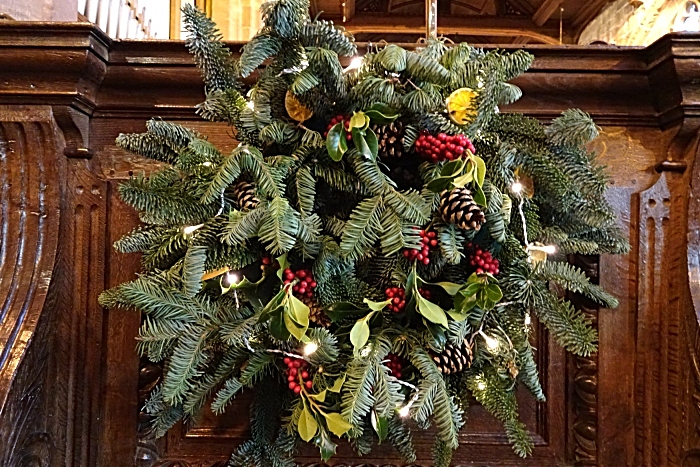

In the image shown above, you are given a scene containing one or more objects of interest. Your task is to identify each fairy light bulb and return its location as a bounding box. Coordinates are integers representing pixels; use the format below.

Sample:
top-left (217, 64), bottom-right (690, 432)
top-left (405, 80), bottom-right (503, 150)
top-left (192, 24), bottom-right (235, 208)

top-left (477, 381), bottom-right (486, 390)
top-left (511, 181), bottom-right (523, 194)
top-left (303, 342), bottom-right (318, 356)
top-left (524, 314), bottom-right (531, 326)
top-left (223, 271), bottom-right (238, 287)
top-left (246, 100), bottom-right (255, 110)
top-left (480, 331), bottom-right (499, 351)
top-left (542, 245), bottom-right (556, 254)
top-left (202, 161), bottom-right (213, 167)
top-left (398, 405), bottom-right (411, 417)
top-left (344, 56), bottom-right (363, 72)
top-left (183, 223), bottom-right (204, 235)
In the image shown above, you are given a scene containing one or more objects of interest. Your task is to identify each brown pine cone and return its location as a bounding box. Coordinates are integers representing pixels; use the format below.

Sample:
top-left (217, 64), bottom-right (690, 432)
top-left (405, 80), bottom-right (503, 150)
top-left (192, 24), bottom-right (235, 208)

top-left (233, 181), bottom-right (259, 211)
top-left (439, 187), bottom-right (485, 231)
top-left (431, 338), bottom-right (473, 375)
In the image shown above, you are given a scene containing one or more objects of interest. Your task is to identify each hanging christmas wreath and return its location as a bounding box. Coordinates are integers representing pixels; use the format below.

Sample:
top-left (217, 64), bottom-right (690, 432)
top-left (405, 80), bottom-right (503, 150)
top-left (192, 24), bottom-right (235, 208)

top-left (100, 3), bottom-right (629, 465)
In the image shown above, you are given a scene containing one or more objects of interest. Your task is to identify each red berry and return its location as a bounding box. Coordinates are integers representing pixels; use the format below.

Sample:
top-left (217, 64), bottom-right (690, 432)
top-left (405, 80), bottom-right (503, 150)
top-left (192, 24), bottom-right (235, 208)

top-left (301, 371), bottom-right (309, 379)
top-left (422, 257), bottom-right (430, 265)
top-left (305, 380), bottom-right (313, 389)
top-left (283, 357), bottom-right (291, 365)
top-left (289, 382), bottom-right (297, 389)
top-left (293, 360), bottom-right (301, 368)
top-left (289, 368), bottom-right (297, 376)
top-left (294, 386), bottom-right (302, 394)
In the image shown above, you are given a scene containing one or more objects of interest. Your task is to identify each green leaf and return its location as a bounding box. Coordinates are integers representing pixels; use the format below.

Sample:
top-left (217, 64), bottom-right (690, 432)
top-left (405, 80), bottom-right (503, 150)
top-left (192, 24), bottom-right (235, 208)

top-left (426, 176), bottom-right (456, 193)
top-left (299, 405), bottom-right (319, 442)
top-left (365, 128), bottom-right (378, 159)
top-left (473, 155), bottom-right (486, 187)
top-left (323, 412), bottom-right (354, 437)
top-left (258, 288), bottom-right (286, 323)
top-left (473, 185), bottom-right (487, 207)
top-left (328, 374), bottom-right (346, 393)
top-left (350, 316), bottom-right (372, 350)
top-left (371, 410), bottom-right (389, 442)
top-left (287, 294), bottom-right (310, 328)
top-left (284, 311), bottom-right (307, 340)
top-left (453, 171), bottom-right (474, 187)
top-left (324, 302), bottom-right (367, 322)
top-left (350, 112), bottom-right (370, 129)
top-left (441, 159), bottom-right (466, 177)
top-left (364, 298), bottom-right (392, 312)
top-left (314, 426), bottom-right (337, 461)
top-left (269, 312), bottom-right (291, 340)
top-left (352, 128), bottom-right (373, 159)
top-left (364, 109), bottom-right (399, 124)
top-left (327, 123), bottom-right (348, 162)
top-left (431, 281), bottom-right (462, 296)
top-left (311, 390), bottom-right (327, 402)
top-left (416, 294), bottom-right (448, 328)
top-left (485, 284), bottom-right (503, 302)
top-left (446, 309), bottom-right (469, 321)
top-left (276, 253), bottom-right (289, 281)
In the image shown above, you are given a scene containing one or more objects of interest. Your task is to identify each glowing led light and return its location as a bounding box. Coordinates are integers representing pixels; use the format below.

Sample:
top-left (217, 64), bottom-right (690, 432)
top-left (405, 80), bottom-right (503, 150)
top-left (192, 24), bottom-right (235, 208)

top-left (183, 223), bottom-right (204, 235)
top-left (524, 314), bottom-right (532, 326)
top-left (480, 331), bottom-right (499, 351)
top-left (511, 182), bottom-right (523, 194)
top-left (202, 161), bottom-right (213, 167)
top-left (344, 56), bottom-right (363, 72)
top-left (398, 405), bottom-right (411, 417)
top-left (223, 271), bottom-right (239, 287)
top-left (360, 344), bottom-right (373, 357)
top-left (477, 381), bottom-right (486, 390)
top-left (246, 100), bottom-right (255, 110)
top-left (542, 245), bottom-right (556, 254)
top-left (303, 342), bottom-right (318, 356)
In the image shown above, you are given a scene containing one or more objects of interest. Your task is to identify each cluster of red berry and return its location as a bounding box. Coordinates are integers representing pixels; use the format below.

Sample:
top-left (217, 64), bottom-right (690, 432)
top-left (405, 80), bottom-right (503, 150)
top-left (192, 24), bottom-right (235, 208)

top-left (283, 357), bottom-right (313, 394)
top-left (385, 286), bottom-right (432, 313)
top-left (283, 268), bottom-right (317, 299)
top-left (403, 229), bottom-right (438, 265)
top-left (466, 242), bottom-right (500, 275)
top-left (385, 353), bottom-right (407, 379)
top-left (324, 114), bottom-right (352, 140)
top-left (414, 132), bottom-right (476, 163)
top-left (260, 255), bottom-right (279, 271)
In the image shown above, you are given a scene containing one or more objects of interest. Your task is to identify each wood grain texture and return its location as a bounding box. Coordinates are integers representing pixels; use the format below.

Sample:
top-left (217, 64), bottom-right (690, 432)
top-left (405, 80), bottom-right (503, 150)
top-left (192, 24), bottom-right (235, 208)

top-left (0, 24), bottom-right (699, 467)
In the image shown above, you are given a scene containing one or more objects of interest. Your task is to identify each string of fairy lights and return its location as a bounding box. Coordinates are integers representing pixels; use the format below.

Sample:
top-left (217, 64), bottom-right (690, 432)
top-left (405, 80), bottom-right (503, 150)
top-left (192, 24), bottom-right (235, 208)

top-left (177, 119), bottom-right (557, 417)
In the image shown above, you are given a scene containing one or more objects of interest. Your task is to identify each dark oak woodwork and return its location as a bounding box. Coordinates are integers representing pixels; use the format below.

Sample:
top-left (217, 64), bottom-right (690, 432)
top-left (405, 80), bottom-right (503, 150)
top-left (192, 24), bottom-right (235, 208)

top-left (0, 22), bottom-right (699, 466)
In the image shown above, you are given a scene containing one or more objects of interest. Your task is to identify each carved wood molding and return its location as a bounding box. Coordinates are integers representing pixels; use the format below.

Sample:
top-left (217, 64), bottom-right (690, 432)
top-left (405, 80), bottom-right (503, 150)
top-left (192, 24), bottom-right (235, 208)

top-left (0, 106), bottom-right (63, 465)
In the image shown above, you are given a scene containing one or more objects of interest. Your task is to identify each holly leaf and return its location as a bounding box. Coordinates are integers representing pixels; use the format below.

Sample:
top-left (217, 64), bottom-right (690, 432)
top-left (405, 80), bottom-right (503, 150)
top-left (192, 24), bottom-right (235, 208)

top-left (473, 155), bottom-right (486, 187)
top-left (269, 312), bottom-right (291, 340)
top-left (473, 184), bottom-right (487, 207)
top-left (371, 410), bottom-right (389, 442)
top-left (310, 390), bottom-right (327, 402)
top-left (364, 103), bottom-right (399, 123)
top-left (350, 314), bottom-right (372, 350)
top-left (416, 294), bottom-right (448, 328)
top-left (322, 412), bottom-right (354, 437)
top-left (258, 288), bottom-right (286, 323)
top-left (446, 309), bottom-right (469, 321)
top-left (327, 123), bottom-right (348, 162)
top-left (352, 128), bottom-right (373, 159)
top-left (313, 426), bottom-right (337, 461)
top-left (441, 159), bottom-right (466, 177)
top-left (298, 405), bottom-right (319, 442)
top-left (276, 253), bottom-right (289, 281)
top-left (365, 127), bottom-right (378, 159)
top-left (284, 312), bottom-right (307, 340)
top-left (426, 176), bottom-right (456, 193)
top-left (453, 171), bottom-right (474, 188)
top-left (431, 281), bottom-right (463, 295)
top-left (364, 298), bottom-right (392, 312)
top-left (328, 374), bottom-right (346, 393)
top-left (324, 302), bottom-right (367, 322)
top-left (349, 112), bottom-right (370, 129)
top-left (287, 294), bottom-right (310, 328)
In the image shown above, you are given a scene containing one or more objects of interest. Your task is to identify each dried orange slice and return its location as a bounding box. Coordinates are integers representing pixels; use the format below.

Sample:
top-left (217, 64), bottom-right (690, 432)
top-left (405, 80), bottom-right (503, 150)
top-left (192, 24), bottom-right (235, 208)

top-left (285, 91), bottom-right (313, 122)
top-left (446, 88), bottom-right (478, 125)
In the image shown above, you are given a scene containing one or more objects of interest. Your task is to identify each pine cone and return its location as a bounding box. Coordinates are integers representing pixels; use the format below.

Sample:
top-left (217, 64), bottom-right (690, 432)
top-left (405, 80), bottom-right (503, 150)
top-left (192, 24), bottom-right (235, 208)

top-left (431, 338), bottom-right (473, 375)
top-left (306, 298), bottom-right (331, 328)
top-left (233, 181), bottom-right (259, 211)
top-left (439, 187), bottom-right (485, 231)
top-left (372, 121), bottom-right (405, 158)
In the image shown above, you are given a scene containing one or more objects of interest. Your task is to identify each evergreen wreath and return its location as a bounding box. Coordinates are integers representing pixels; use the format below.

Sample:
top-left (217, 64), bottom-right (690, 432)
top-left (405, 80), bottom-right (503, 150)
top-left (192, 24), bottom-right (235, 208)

top-left (100, 3), bottom-right (629, 465)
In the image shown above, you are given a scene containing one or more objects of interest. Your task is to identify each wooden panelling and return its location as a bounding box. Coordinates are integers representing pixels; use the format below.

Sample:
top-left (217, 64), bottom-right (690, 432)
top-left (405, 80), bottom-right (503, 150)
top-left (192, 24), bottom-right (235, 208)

top-left (0, 23), bottom-right (699, 467)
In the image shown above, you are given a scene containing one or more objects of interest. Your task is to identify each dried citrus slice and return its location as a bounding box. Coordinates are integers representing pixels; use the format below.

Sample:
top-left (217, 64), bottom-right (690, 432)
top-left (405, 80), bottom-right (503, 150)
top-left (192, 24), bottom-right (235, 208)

top-left (446, 88), bottom-right (478, 125)
top-left (285, 91), bottom-right (313, 122)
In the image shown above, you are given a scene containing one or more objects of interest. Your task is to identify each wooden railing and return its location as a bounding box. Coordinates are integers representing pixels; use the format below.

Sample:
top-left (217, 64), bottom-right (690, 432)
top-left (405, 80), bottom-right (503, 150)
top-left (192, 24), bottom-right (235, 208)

top-left (0, 23), bottom-right (699, 466)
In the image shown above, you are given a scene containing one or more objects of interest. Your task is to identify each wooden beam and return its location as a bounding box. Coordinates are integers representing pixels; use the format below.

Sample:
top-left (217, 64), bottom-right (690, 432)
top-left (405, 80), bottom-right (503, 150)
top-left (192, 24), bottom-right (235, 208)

top-left (532, 0), bottom-right (562, 27)
top-left (343, 13), bottom-right (562, 44)
top-left (505, 0), bottom-right (535, 15)
top-left (571, 0), bottom-right (609, 30)
top-left (342, 0), bottom-right (356, 22)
